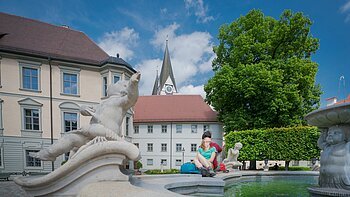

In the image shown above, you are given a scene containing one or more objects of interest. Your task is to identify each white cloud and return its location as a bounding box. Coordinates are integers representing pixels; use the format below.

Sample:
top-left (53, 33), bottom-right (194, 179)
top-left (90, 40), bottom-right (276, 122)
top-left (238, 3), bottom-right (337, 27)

top-left (184, 0), bottom-right (214, 23)
top-left (341, 1), bottom-right (350, 13)
top-left (340, 0), bottom-right (350, 23)
top-left (98, 27), bottom-right (139, 60)
top-left (179, 84), bottom-right (206, 98)
top-left (135, 59), bottom-right (163, 95)
top-left (137, 23), bottom-right (215, 96)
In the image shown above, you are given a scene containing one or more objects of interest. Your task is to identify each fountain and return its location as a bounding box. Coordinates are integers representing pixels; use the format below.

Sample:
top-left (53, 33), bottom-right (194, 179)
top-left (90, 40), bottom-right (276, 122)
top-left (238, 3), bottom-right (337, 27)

top-left (305, 102), bottom-right (350, 196)
top-left (13, 72), bottom-right (177, 196)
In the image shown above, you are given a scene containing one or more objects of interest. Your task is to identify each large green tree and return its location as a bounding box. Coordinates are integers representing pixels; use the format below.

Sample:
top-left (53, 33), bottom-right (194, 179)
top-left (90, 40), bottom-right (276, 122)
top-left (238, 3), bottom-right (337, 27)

top-left (205, 10), bottom-right (321, 131)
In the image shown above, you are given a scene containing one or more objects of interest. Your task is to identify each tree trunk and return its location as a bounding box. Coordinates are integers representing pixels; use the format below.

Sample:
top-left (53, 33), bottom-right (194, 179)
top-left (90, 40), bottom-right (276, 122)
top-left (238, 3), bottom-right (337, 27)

top-left (285, 160), bottom-right (290, 171)
top-left (249, 160), bottom-right (256, 170)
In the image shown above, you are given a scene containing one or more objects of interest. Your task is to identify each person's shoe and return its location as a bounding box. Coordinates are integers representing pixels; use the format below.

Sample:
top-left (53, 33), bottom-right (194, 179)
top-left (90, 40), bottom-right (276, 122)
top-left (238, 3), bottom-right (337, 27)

top-left (208, 169), bottom-right (216, 177)
top-left (199, 167), bottom-right (210, 177)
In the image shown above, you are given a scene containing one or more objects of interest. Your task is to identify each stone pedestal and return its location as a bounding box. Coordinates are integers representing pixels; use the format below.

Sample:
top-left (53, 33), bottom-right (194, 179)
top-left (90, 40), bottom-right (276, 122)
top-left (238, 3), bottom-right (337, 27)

top-left (14, 140), bottom-right (140, 197)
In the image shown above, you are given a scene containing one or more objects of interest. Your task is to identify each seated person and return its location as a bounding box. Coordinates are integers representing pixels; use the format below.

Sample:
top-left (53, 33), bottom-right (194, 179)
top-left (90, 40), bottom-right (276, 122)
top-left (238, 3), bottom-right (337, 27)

top-left (193, 135), bottom-right (216, 177)
top-left (202, 131), bottom-right (222, 170)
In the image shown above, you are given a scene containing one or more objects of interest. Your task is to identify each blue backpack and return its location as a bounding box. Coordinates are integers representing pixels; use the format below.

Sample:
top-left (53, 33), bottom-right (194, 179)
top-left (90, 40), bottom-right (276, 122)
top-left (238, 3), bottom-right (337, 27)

top-left (180, 162), bottom-right (200, 174)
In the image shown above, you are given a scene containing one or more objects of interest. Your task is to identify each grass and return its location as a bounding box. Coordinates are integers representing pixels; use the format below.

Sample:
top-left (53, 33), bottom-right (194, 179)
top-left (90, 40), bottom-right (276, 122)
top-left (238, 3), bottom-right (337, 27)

top-left (144, 169), bottom-right (180, 175)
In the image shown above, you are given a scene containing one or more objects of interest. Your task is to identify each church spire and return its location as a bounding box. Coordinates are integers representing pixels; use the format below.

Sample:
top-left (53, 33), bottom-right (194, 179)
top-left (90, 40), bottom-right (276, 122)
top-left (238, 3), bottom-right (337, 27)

top-left (152, 69), bottom-right (159, 95)
top-left (157, 39), bottom-right (177, 95)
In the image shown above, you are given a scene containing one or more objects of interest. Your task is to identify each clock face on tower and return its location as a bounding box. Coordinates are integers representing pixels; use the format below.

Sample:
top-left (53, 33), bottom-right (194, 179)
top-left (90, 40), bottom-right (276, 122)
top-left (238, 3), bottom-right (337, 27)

top-left (165, 85), bottom-right (174, 94)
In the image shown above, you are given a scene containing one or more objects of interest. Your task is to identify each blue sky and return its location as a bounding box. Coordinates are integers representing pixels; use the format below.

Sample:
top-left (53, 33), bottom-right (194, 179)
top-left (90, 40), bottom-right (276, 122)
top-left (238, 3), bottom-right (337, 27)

top-left (1, 0), bottom-right (350, 107)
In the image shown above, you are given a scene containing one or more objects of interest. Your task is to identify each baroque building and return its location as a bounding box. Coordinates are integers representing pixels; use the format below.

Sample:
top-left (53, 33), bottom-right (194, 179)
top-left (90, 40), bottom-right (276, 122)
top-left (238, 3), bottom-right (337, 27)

top-left (0, 12), bottom-right (136, 173)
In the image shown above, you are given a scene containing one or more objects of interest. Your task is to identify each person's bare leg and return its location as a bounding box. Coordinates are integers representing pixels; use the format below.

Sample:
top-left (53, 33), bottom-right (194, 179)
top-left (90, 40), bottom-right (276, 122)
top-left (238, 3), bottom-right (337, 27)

top-left (194, 156), bottom-right (203, 168)
top-left (197, 153), bottom-right (211, 168)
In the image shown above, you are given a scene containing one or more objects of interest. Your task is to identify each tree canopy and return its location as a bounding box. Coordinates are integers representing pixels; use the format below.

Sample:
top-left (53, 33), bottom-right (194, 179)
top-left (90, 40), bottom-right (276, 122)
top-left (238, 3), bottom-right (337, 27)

top-left (205, 10), bottom-right (322, 131)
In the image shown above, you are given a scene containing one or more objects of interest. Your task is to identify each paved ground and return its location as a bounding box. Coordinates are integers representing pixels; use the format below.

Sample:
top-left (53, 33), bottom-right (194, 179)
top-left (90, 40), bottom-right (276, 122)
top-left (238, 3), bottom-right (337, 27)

top-left (0, 180), bottom-right (29, 197)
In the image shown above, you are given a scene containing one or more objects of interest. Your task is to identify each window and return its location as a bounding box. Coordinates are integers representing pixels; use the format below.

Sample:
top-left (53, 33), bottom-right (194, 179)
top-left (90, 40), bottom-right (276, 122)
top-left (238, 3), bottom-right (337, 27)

top-left (147, 125), bottom-right (153, 133)
top-left (176, 143), bottom-right (182, 152)
top-left (175, 159), bottom-right (182, 166)
top-left (176, 125), bottom-right (182, 133)
top-left (0, 99), bottom-right (3, 134)
top-left (25, 150), bottom-right (41, 167)
top-left (64, 152), bottom-right (70, 161)
top-left (191, 125), bottom-right (197, 133)
top-left (134, 143), bottom-right (139, 148)
top-left (147, 143), bottom-right (153, 152)
top-left (0, 148), bottom-right (3, 168)
top-left (24, 109), bottom-right (40, 130)
top-left (147, 159), bottom-right (153, 166)
top-left (63, 73), bottom-right (78, 95)
top-left (191, 144), bottom-right (197, 152)
top-left (203, 124), bottom-right (209, 132)
top-left (113, 75), bottom-right (120, 83)
top-left (22, 67), bottom-right (39, 90)
top-left (102, 76), bottom-right (108, 97)
top-left (19, 98), bottom-right (43, 137)
top-left (19, 62), bottom-right (41, 92)
top-left (161, 159), bottom-right (167, 166)
top-left (126, 117), bottom-right (130, 136)
top-left (64, 112), bottom-right (78, 132)
top-left (161, 143), bottom-right (167, 152)
top-left (161, 125), bottom-right (167, 133)
top-left (134, 125), bottom-right (139, 134)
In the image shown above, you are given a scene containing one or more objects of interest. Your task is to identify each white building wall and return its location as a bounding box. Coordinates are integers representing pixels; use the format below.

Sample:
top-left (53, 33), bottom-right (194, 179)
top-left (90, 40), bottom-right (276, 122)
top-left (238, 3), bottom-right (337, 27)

top-left (131, 122), bottom-right (223, 170)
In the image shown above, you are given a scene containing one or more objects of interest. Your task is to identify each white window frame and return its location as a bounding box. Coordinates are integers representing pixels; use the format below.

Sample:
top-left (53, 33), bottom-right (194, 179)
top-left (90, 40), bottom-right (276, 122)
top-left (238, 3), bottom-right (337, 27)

top-left (126, 116), bottom-right (130, 136)
top-left (134, 125), bottom-right (139, 134)
top-left (112, 72), bottom-right (122, 84)
top-left (147, 125), bottom-right (153, 133)
top-left (203, 124), bottom-right (210, 132)
top-left (18, 98), bottom-right (43, 136)
top-left (191, 125), bottom-right (198, 133)
top-left (147, 143), bottom-right (153, 152)
top-left (59, 102), bottom-right (80, 134)
top-left (60, 66), bottom-right (80, 96)
top-left (19, 61), bottom-right (41, 92)
top-left (175, 159), bottom-right (182, 166)
top-left (161, 125), bottom-right (167, 133)
top-left (161, 143), bottom-right (167, 152)
top-left (191, 144), bottom-right (197, 152)
top-left (176, 143), bottom-right (182, 152)
top-left (0, 98), bottom-right (3, 135)
top-left (102, 74), bottom-right (108, 97)
top-left (161, 159), bottom-right (167, 166)
top-left (176, 125), bottom-right (182, 133)
top-left (24, 149), bottom-right (43, 170)
top-left (0, 146), bottom-right (4, 168)
top-left (147, 159), bottom-right (153, 166)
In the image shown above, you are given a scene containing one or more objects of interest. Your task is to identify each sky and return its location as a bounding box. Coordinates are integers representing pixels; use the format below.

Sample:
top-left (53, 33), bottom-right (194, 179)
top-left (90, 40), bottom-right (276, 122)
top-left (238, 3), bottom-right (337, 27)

top-left (1, 0), bottom-right (350, 107)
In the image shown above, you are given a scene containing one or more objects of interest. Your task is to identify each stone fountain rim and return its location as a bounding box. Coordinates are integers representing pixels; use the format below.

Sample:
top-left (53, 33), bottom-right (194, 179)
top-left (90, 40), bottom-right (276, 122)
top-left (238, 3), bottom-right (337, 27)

top-left (304, 102), bottom-right (350, 127)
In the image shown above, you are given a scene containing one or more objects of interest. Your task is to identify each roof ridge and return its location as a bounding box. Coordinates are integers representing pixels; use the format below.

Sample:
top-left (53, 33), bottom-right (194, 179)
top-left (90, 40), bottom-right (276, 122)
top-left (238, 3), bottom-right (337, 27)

top-left (0, 12), bottom-right (83, 33)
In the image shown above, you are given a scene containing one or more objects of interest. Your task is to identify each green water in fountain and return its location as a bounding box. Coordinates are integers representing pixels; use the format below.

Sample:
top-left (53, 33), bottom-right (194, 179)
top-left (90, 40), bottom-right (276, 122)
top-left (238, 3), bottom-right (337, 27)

top-left (224, 175), bottom-right (318, 197)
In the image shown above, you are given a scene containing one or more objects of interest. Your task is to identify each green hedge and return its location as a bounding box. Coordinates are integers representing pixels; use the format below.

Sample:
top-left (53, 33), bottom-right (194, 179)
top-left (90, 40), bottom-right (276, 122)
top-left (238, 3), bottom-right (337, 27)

top-left (225, 126), bottom-right (320, 161)
top-left (144, 169), bottom-right (180, 175)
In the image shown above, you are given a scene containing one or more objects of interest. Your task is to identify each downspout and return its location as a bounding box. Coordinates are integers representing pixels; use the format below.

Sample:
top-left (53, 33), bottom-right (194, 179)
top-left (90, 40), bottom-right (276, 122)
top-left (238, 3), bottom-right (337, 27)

top-left (48, 57), bottom-right (54, 171)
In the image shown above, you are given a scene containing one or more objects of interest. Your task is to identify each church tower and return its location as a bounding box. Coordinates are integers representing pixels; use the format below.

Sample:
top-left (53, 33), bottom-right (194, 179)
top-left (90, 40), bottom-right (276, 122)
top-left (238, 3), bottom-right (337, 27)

top-left (152, 40), bottom-right (177, 95)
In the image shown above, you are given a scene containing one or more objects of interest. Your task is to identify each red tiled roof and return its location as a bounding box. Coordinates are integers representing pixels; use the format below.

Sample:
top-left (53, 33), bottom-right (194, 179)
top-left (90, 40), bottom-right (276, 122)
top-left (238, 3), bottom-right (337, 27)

top-left (134, 95), bottom-right (218, 123)
top-left (0, 12), bottom-right (109, 65)
top-left (335, 95), bottom-right (350, 105)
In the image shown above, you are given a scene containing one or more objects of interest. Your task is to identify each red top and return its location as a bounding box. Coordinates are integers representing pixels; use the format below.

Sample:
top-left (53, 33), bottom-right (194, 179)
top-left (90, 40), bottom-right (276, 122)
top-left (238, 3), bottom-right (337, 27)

top-left (210, 142), bottom-right (222, 169)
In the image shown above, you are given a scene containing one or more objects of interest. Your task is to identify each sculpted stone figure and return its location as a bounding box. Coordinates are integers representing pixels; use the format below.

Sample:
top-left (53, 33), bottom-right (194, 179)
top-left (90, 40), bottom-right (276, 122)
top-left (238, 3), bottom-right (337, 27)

top-left (32, 72), bottom-right (141, 161)
top-left (318, 125), bottom-right (350, 189)
top-left (223, 142), bottom-right (243, 169)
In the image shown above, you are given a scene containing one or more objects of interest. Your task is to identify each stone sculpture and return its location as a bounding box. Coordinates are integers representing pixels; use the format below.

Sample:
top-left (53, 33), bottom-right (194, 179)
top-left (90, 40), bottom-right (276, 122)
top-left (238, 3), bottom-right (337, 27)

top-left (317, 125), bottom-right (350, 189)
top-left (305, 103), bottom-right (350, 196)
top-left (223, 142), bottom-right (243, 170)
top-left (31, 72), bottom-right (141, 161)
top-left (14, 72), bottom-right (143, 196)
